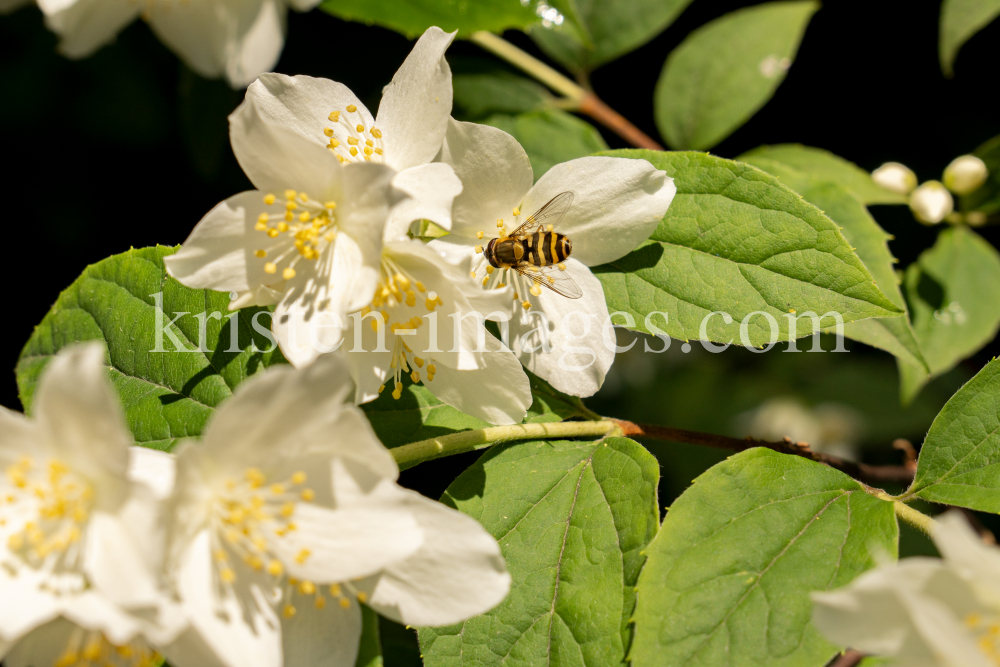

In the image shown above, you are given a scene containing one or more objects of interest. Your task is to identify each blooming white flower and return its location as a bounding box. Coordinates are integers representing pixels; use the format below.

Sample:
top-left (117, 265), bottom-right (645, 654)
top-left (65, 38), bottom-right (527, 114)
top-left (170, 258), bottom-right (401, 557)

top-left (160, 354), bottom-right (510, 667)
top-left (0, 344), bottom-right (183, 667)
top-left (944, 155), bottom-right (989, 195)
top-left (872, 161), bottom-right (918, 195)
top-left (431, 119), bottom-right (676, 397)
top-left (165, 27), bottom-right (464, 368)
top-left (812, 511), bottom-right (1000, 667)
top-left (37, 0), bottom-right (317, 87)
top-left (910, 180), bottom-right (955, 225)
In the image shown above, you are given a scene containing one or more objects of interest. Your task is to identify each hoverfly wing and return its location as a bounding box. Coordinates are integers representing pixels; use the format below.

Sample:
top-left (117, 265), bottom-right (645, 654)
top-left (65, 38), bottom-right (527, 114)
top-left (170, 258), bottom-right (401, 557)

top-left (515, 263), bottom-right (583, 299)
top-left (510, 191), bottom-right (575, 237)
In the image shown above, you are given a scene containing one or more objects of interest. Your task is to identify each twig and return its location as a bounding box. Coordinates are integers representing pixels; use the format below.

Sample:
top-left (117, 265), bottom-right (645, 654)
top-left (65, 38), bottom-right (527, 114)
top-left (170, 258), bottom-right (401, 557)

top-left (469, 31), bottom-right (664, 150)
top-left (827, 649), bottom-right (864, 667)
top-left (611, 419), bottom-right (914, 486)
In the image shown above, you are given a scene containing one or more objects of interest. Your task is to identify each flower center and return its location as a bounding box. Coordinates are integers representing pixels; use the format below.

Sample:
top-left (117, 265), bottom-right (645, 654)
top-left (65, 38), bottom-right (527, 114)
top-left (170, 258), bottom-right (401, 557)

top-left (2, 456), bottom-right (92, 571)
top-left (54, 628), bottom-right (159, 667)
top-left (323, 106), bottom-right (385, 164)
top-left (362, 256), bottom-right (443, 399)
top-left (966, 613), bottom-right (1000, 665)
top-left (253, 190), bottom-right (338, 281)
top-left (210, 468), bottom-right (314, 586)
top-left (470, 208), bottom-right (566, 312)
top-left (279, 578), bottom-right (368, 618)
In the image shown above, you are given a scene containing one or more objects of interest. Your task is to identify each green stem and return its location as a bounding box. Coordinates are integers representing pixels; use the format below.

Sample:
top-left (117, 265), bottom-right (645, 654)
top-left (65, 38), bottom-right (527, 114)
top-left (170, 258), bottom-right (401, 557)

top-left (390, 420), bottom-right (621, 469)
top-left (469, 31), bottom-right (586, 103)
top-left (872, 490), bottom-right (936, 537)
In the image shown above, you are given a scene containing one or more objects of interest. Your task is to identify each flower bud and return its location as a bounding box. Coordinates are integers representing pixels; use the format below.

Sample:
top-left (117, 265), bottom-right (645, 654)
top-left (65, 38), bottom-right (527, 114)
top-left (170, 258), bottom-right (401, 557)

top-left (871, 162), bottom-right (917, 195)
top-left (909, 181), bottom-right (954, 225)
top-left (943, 155), bottom-right (988, 195)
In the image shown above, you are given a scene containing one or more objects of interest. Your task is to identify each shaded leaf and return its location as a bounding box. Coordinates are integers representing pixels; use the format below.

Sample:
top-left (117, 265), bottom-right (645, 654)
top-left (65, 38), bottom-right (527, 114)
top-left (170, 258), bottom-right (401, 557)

top-left (961, 132), bottom-right (1000, 215)
top-left (630, 448), bottom-right (898, 667)
top-left (655, 1), bottom-right (818, 150)
top-left (483, 109), bottom-right (607, 179)
top-left (452, 71), bottom-right (549, 120)
top-left (939, 0), bottom-right (1000, 77)
top-left (319, 0), bottom-right (540, 38)
top-left (419, 437), bottom-right (659, 667)
top-left (593, 150), bottom-right (902, 348)
top-left (898, 227), bottom-right (1000, 403)
top-left (356, 605), bottom-right (383, 667)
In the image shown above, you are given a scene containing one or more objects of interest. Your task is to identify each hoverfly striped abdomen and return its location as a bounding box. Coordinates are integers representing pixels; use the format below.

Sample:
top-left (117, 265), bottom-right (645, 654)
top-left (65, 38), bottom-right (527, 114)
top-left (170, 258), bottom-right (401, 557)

top-left (520, 231), bottom-right (573, 267)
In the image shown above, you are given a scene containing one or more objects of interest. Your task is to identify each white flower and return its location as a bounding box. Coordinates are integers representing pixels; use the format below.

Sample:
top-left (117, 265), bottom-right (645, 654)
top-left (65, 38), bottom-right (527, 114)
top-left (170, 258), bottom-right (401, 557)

top-left (910, 180), bottom-right (955, 225)
top-left (0, 344), bottom-right (183, 667)
top-left (944, 155), bottom-right (989, 195)
top-left (341, 235), bottom-right (533, 425)
top-left (165, 27), bottom-right (464, 368)
top-left (431, 119), bottom-right (676, 397)
top-left (872, 162), bottom-right (918, 195)
top-left (160, 354), bottom-right (510, 667)
top-left (37, 0), bottom-right (316, 87)
top-left (812, 511), bottom-right (1000, 667)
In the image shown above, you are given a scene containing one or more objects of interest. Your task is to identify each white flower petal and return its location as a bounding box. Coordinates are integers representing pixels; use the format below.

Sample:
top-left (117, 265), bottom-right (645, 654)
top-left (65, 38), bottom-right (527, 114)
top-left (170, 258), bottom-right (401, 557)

top-left (384, 163), bottom-right (462, 240)
top-left (424, 332), bottom-right (530, 425)
top-left (38, 0), bottom-right (139, 59)
top-left (270, 499), bottom-right (422, 583)
top-left (199, 354), bottom-right (398, 481)
top-left (230, 95), bottom-right (345, 197)
top-left (520, 156), bottom-right (674, 267)
top-left (376, 27), bottom-right (456, 172)
top-left (0, 406), bottom-right (39, 467)
top-left (932, 511), bottom-right (1000, 609)
top-left (83, 510), bottom-right (162, 609)
top-left (127, 446), bottom-right (176, 500)
top-left (281, 592), bottom-right (362, 667)
top-left (360, 490), bottom-right (509, 627)
top-left (243, 73), bottom-right (374, 151)
top-left (439, 118), bottom-right (533, 239)
top-left (165, 190), bottom-right (279, 293)
top-left (32, 343), bottom-right (131, 498)
top-left (0, 567), bottom-right (60, 646)
top-left (510, 259), bottom-right (614, 397)
top-left (229, 283), bottom-right (285, 310)
top-left (167, 530), bottom-right (282, 667)
top-left (3, 618), bottom-right (78, 667)
top-left (147, 0), bottom-right (285, 88)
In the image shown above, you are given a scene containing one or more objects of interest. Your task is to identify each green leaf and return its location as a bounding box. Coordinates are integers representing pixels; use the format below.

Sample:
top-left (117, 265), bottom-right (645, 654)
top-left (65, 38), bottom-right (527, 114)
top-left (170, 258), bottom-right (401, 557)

top-left (452, 71), bottom-right (550, 120)
top-left (361, 370), bottom-right (585, 451)
top-left (593, 150), bottom-right (902, 347)
top-left (419, 437), bottom-right (660, 667)
top-left (630, 448), bottom-right (898, 667)
top-left (655, 1), bottom-right (819, 150)
top-left (898, 226), bottom-right (1000, 403)
top-left (16, 246), bottom-right (285, 451)
top-left (482, 109), bottom-right (607, 180)
top-left (318, 0), bottom-right (539, 38)
top-left (356, 605), bottom-right (383, 667)
top-left (939, 0), bottom-right (1000, 77)
top-left (740, 154), bottom-right (927, 370)
top-left (910, 358), bottom-right (1000, 512)
top-left (529, 0), bottom-right (693, 73)
top-left (739, 144), bottom-right (907, 205)
top-left (961, 132), bottom-right (1000, 215)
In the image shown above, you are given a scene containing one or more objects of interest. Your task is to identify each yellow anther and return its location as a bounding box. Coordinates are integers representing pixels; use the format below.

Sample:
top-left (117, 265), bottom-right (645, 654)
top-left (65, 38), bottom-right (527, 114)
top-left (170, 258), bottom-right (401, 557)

top-left (315, 596), bottom-right (327, 609)
top-left (280, 502), bottom-right (295, 518)
top-left (497, 220), bottom-right (504, 228)
top-left (258, 212), bottom-right (270, 223)
top-left (267, 560), bottom-right (283, 576)
top-left (427, 363), bottom-right (436, 374)
top-left (475, 245), bottom-right (483, 254)
top-left (392, 382), bottom-right (403, 400)
top-left (371, 128), bottom-right (382, 138)
top-left (375, 148), bottom-right (384, 155)
top-left (283, 211), bottom-right (293, 222)
top-left (350, 147), bottom-right (358, 156)
top-left (530, 284), bottom-right (542, 297)
top-left (299, 212), bottom-right (311, 222)
top-left (415, 281), bottom-right (426, 292)
top-left (301, 488), bottom-right (315, 501)
top-left (277, 221), bottom-right (289, 232)
top-left (513, 207), bottom-right (521, 216)
top-left (267, 228), bottom-right (280, 238)
top-left (406, 290), bottom-right (416, 307)
top-left (283, 267), bottom-right (296, 280)
top-left (366, 139), bottom-right (373, 147)
top-left (329, 584), bottom-right (342, 596)
top-left (255, 221), bottom-right (267, 231)
top-left (482, 277), bottom-right (489, 286)
top-left (214, 549), bottom-right (229, 561)
top-left (337, 154), bottom-right (346, 163)
top-left (299, 580), bottom-right (316, 595)
top-left (291, 472), bottom-right (306, 485)
top-left (254, 249), bottom-right (266, 258)
top-left (283, 604), bottom-right (297, 618)
top-left (410, 371), bottom-right (420, 383)
top-left (248, 556), bottom-right (263, 570)
top-left (356, 591), bottom-right (368, 603)
top-left (264, 193), bottom-right (276, 205)
top-left (347, 136), bottom-right (359, 145)
top-left (245, 468), bottom-right (266, 488)
top-left (476, 231), bottom-right (484, 239)
top-left (340, 597), bottom-right (351, 609)
top-left (220, 568), bottom-right (236, 583)
top-left (522, 301), bottom-right (531, 310)
top-left (295, 548), bottom-right (311, 564)
top-left (363, 146), bottom-right (373, 156)
top-left (285, 200), bottom-right (297, 211)
top-left (414, 357), bottom-right (424, 367)
top-left (557, 263), bottom-right (566, 270)
top-left (325, 201), bottom-right (337, 209)
top-left (378, 384), bottom-right (386, 394)
top-left (329, 111), bottom-right (340, 121)
top-left (346, 104), bottom-right (357, 112)
top-left (324, 127), bottom-right (334, 137)
top-left (356, 124), bottom-right (364, 132)
top-left (470, 271), bottom-right (476, 279)
top-left (486, 266), bottom-right (494, 274)
top-left (264, 262), bottom-right (277, 274)
top-left (83, 637), bottom-right (102, 661)
top-left (284, 189), bottom-right (296, 200)
top-left (329, 138), bottom-right (340, 148)
top-left (271, 483), bottom-right (286, 497)
top-left (546, 224), bottom-right (554, 231)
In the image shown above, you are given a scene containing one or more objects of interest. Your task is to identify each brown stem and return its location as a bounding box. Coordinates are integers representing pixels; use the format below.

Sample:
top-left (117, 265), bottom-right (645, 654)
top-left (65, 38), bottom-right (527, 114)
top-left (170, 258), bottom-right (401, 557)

top-left (611, 419), bottom-right (914, 486)
top-left (578, 93), bottom-right (664, 150)
top-left (827, 650), bottom-right (864, 667)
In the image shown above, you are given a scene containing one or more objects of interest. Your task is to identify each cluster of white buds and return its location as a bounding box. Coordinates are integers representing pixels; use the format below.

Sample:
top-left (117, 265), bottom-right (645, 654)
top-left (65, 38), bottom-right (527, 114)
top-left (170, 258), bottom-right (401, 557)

top-left (873, 155), bottom-right (989, 226)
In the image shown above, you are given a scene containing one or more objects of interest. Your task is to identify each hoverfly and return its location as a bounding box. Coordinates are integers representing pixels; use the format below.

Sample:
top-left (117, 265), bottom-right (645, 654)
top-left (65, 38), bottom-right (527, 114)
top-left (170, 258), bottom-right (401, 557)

top-left (484, 191), bottom-right (582, 299)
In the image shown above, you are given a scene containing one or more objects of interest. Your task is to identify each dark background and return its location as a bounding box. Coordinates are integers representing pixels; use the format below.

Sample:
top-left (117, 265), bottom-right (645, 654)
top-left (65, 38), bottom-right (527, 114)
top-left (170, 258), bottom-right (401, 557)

top-left (1, 0), bottom-right (997, 540)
